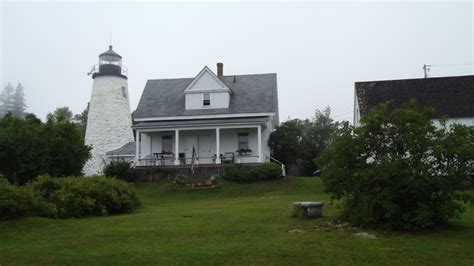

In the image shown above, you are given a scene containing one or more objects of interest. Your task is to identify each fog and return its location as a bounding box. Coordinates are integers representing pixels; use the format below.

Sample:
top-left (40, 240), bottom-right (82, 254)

top-left (1, 1), bottom-right (472, 122)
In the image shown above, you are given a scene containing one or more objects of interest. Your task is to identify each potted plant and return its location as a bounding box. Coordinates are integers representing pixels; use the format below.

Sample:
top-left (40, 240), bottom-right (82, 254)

top-left (236, 148), bottom-right (252, 156)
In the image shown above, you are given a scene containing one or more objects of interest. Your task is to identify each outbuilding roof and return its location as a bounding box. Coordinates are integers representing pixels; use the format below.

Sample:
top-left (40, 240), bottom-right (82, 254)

top-left (355, 75), bottom-right (474, 119)
top-left (133, 73), bottom-right (278, 120)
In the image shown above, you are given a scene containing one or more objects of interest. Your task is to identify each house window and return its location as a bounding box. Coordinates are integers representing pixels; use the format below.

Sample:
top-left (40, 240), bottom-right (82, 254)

top-left (162, 135), bottom-right (172, 153)
top-left (203, 93), bottom-right (210, 106)
top-left (238, 132), bottom-right (249, 150)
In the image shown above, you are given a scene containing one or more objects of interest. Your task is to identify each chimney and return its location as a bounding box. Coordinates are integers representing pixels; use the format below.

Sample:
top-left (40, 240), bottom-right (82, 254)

top-left (217, 62), bottom-right (223, 77)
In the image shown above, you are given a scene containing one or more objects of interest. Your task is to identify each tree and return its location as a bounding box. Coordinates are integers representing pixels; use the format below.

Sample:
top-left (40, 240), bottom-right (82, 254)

top-left (301, 107), bottom-right (339, 174)
top-left (269, 107), bottom-right (338, 175)
top-left (0, 108), bottom-right (91, 184)
top-left (0, 113), bottom-right (46, 184)
top-left (12, 83), bottom-right (27, 118)
top-left (42, 116), bottom-right (91, 177)
top-left (47, 106), bottom-right (73, 123)
top-left (73, 103), bottom-right (89, 137)
top-left (268, 119), bottom-right (306, 173)
top-left (316, 101), bottom-right (474, 230)
top-left (0, 83), bottom-right (15, 117)
top-left (73, 102), bottom-right (89, 127)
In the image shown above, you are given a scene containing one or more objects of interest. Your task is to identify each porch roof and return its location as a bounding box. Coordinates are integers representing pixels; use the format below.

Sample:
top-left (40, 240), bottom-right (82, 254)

top-left (133, 116), bottom-right (269, 130)
top-left (106, 141), bottom-right (135, 156)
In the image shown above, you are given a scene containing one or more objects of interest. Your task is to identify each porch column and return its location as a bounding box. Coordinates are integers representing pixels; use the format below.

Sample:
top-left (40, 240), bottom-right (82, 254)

top-left (135, 130), bottom-right (141, 165)
top-left (257, 125), bottom-right (262, 163)
top-left (174, 129), bottom-right (180, 165)
top-left (215, 127), bottom-right (221, 164)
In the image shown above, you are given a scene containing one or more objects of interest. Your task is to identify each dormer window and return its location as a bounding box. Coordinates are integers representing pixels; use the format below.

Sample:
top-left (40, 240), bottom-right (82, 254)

top-left (184, 66), bottom-right (231, 110)
top-left (203, 93), bottom-right (210, 106)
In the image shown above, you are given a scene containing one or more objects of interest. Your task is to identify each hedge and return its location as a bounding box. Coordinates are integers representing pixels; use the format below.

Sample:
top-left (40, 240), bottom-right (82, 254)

top-left (1, 176), bottom-right (140, 220)
top-left (223, 163), bottom-right (283, 183)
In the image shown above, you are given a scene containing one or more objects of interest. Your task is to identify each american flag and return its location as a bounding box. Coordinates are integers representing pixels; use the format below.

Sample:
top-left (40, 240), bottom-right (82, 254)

top-left (190, 145), bottom-right (197, 174)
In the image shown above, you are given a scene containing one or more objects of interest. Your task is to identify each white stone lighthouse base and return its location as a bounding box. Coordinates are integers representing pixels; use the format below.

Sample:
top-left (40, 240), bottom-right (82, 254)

top-left (83, 75), bottom-right (134, 176)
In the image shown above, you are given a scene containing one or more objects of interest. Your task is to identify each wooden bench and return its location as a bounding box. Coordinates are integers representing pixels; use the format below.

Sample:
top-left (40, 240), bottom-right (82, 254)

top-left (293, 202), bottom-right (324, 218)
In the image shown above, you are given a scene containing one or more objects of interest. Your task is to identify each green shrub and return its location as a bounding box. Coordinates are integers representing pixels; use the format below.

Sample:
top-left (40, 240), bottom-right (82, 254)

top-left (224, 163), bottom-right (283, 183)
top-left (28, 175), bottom-right (140, 219)
top-left (254, 163), bottom-right (283, 181)
top-left (224, 165), bottom-right (255, 183)
top-left (0, 178), bottom-right (34, 220)
top-left (103, 159), bottom-right (134, 181)
top-left (317, 102), bottom-right (474, 230)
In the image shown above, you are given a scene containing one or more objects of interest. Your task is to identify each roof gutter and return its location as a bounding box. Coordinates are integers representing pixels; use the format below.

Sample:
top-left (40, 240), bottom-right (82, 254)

top-left (133, 121), bottom-right (268, 131)
top-left (133, 112), bottom-right (275, 122)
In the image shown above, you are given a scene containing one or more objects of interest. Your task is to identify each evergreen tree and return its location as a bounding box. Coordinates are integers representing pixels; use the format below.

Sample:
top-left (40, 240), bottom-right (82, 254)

top-left (0, 83), bottom-right (15, 117)
top-left (12, 83), bottom-right (27, 118)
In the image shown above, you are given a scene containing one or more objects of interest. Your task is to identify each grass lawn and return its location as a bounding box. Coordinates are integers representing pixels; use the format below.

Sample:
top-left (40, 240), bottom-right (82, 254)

top-left (1, 177), bottom-right (473, 265)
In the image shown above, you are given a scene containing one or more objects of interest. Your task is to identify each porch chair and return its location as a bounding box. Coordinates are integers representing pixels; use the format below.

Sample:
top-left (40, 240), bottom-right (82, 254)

top-left (221, 152), bottom-right (235, 163)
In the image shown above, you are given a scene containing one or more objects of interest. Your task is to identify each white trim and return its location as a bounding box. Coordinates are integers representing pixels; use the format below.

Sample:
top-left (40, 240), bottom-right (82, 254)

top-left (134, 112), bottom-right (275, 122)
top-left (353, 89), bottom-right (359, 127)
top-left (135, 131), bottom-right (140, 163)
top-left (185, 89), bottom-right (229, 94)
top-left (183, 66), bottom-right (232, 94)
top-left (257, 125), bottom-right (262, 163)
top-left (215, 127), bottom-right (221, 164)
top-left (136, 124), bottom-right (262, 133)
top-left (174, 129), bottom-right (180, 165)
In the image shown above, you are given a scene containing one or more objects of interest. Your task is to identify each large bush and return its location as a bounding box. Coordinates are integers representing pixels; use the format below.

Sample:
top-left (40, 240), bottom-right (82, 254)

top-left (0, 178), bottom-right (35, 220)
top-left (317, 102), bottom-right (474, 230)
top-left (103, 159), bottom-right (134, 181)
top-left (28, 175), bottom-right (140, 219)
top-left (1, 176), bottom-right (141, 220)
top-left (0, 111), bottom-right (90, 184)
top-left (224, 163), bottom-right (283, 183)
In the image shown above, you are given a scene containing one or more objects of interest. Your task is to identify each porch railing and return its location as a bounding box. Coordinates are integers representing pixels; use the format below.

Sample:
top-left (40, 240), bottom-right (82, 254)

top-left (266, 153), bottom-right (286, 177)
top-left (137, 154), bottom-right (260, 166)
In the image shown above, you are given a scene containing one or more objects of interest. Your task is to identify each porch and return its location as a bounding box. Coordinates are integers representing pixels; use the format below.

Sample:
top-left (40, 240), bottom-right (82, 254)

top-left (135, 125), bottom-right (266, 167)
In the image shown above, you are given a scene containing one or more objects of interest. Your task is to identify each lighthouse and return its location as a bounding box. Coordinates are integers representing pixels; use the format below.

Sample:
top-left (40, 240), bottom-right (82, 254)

top-left (83, 45), bottom-right (134, 176)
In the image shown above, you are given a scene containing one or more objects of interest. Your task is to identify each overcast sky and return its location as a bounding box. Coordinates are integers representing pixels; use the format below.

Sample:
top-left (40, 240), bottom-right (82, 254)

top-left (1, 1), bottom-right (472, 123)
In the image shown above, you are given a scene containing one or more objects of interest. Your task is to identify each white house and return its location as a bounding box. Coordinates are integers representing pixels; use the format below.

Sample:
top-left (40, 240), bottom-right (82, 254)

top-left (354, 75), bottom-right (474, 127)
top-left (107, 63), bottom-right (279, 167)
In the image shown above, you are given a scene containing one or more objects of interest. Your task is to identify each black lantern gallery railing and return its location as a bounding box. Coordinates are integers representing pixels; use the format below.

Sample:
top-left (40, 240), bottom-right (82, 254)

top-left (87, 64), bottom-right (128, 79)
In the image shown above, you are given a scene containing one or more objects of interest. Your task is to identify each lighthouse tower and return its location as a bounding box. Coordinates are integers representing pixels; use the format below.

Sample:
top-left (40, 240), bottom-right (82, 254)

top-left (83, 45), bottom-right (134, 176)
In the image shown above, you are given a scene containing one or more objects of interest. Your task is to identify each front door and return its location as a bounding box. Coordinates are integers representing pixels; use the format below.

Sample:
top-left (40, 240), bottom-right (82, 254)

top-left (198, 135), bottom-right (212, 164)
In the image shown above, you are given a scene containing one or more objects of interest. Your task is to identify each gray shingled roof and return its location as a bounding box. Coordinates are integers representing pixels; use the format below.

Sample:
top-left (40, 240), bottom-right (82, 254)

top-left (133, 73), bottom-right (278, 120)
top-left (106, 141), bottom-right (135, 156)
top-left (356, 75), bottom-right (474, 119)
